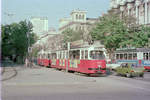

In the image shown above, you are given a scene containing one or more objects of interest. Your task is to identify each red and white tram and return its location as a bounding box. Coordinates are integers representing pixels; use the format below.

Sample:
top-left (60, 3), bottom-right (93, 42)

top-left (38, 45), bottom-right (107, 75)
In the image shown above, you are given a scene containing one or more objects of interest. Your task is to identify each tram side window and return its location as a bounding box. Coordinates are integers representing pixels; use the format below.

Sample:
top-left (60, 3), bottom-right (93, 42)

top-left (144, 53), bottom-right (149, 60)
top-left (90, 50), bottom-right (105, 60)
top-left (64, 51), bottom-right (67, 59)
top-left (76, 50), bottom-right (80, 59)
top-left (45, 54), bottom-right (47, 59)
top-left (66, 51), bottom-right (68, 59)
top-left (116, 54), bottom-right (119, 59)
top-left (149, 53), bottom-right (150, 60)
top-left (52, 53), bottom-right (56, 59)
top-left (48, 54), bottom-right (50, 59)
top-left (81, 50), bottom-right (84, 59)
top-left (133, 53), bottom-right (137, 60)
top-left (62, 52), bottom-right (64, 59)
top-left (120, 54), bottom-right (123, 59)
top-left (59, 52), bottom-right (60, 59)
top-left (42, 54), bottom-right (45, 59)
top-left (46, 54), bottom-right (48, 59)
top-left (128, 54), bottom-right (132, 60)
top-left (61, 52), bottom-right (63, 59)
top-left (124, 53), bottom-right (127, 60)
top-left (69, 50), bottom-right (80, 59)
top-left (85, 50), bottom-right (88, 59)
top-left (69, 51), bottom-right (73, 59)
top-left (40, 54), bottom-right (42, 59)
top-left (44, 54), bottom-right (46, 59)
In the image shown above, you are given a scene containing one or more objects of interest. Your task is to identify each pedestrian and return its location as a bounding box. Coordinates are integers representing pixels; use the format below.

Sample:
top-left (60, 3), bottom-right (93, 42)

top-left (25, 58), bottom-right (29, 67)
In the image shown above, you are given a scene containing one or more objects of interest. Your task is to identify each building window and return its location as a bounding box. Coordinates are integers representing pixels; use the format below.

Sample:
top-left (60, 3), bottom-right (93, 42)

top-left (148, 3), bottom-right (150, 23)
top-left (82, 15), bottom-right (84, 19)
top-left (80, 26), bottom-right (82, 30)
top-left (76, 14), bottom-right (78, 20)
top-left (79, 15), bottom-right (81, 19)
top-left (82, 26), bottom-right (84, 31)
top-left (76, 26), bottom-right (78, 30)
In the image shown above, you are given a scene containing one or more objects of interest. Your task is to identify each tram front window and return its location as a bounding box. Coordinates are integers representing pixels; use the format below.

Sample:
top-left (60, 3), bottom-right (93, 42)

top-left (90, 50), bottom-right (105, 60)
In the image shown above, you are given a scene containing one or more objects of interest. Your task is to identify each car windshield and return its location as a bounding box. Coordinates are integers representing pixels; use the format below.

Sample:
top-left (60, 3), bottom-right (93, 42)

top-left (90, 50), bottom-right (105, 60)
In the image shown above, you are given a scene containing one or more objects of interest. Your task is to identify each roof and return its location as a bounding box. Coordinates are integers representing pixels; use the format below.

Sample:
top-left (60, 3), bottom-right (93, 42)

top-left (115, 48), bottom-right (150, 53)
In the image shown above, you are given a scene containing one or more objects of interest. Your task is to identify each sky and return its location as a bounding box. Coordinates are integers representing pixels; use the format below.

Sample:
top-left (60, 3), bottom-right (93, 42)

top-left (2, 0), bottom-right (110, 30)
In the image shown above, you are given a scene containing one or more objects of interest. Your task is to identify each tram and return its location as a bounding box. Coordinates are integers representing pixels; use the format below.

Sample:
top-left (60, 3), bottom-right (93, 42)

top-left (38, 44), bottom-right (107, 75)
top-left (115, 48), bottom-right (150, 71)
top-left (37, 50), bottom-right (51, 67)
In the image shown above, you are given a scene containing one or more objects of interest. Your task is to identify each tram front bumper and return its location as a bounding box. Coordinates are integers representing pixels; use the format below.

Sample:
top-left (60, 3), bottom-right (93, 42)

top-left (88, 68), bottom-right (106, 74)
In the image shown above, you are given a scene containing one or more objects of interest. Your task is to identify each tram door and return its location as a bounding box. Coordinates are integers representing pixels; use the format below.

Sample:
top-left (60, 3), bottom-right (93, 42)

top-left (51, 53), bottom-right (57, 65)
top-left (69, 50), bottom-right (80, 68)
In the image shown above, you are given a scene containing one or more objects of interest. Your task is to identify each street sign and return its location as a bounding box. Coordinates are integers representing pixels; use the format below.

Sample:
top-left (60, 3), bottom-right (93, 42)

top-left (28, 47), bottom-right (32, 53)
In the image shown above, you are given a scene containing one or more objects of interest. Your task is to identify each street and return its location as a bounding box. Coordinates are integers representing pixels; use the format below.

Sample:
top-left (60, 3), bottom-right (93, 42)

top-left (1, 66), bottom-right (150, 100)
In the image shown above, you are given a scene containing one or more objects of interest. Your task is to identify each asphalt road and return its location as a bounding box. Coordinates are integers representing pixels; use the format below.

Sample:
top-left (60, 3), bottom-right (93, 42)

top-left (1, 66), bottom-right (150, 100)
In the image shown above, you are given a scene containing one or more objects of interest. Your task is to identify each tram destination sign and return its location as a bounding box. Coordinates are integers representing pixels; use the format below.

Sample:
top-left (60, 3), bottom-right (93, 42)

top-left (137, 52), bottom-right (143, 60)
top-left (116, 47), bottom-right (136, 51)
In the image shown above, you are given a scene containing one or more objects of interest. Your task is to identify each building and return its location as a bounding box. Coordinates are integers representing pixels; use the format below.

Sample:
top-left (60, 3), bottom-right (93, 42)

top-left (59, 9), bottom-right (98, 37)
top-left (109, 0), bottom-right (150, 26)
top-left (30, 17), bottom-right (48, 36)
top-left (33, 27), bottom-right (60, 51)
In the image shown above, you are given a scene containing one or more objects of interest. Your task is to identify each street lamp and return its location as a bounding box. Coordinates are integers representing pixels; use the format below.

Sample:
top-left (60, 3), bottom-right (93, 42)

top-left (27, 32), bottom-right (30, 54)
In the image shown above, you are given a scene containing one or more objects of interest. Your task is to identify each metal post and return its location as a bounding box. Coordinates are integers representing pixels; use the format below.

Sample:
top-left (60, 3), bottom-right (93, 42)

top-left (27, 32), bottom-right (31, 67)
top-left (66, 42), bottom-right (70, 72)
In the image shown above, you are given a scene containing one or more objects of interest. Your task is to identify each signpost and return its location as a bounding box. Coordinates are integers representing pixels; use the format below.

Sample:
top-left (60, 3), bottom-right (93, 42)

top-left (28, 47), bottom-right (32, 53)
top-left (66, 42), bottom-right (70, 72)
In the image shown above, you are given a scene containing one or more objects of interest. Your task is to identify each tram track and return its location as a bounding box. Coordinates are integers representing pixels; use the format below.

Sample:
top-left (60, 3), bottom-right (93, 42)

top-left (1, 67), bottom-right (5, 75)
top-left (1, 63), bottom-right (18, 81)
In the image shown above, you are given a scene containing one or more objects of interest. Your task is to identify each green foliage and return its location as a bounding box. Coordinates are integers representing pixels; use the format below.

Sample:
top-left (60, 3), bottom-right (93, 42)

top-left (62, 28), bottom-right (83, 43)
top-left (90, 14), bottom-right (128, 55)
top-left (2, 20), bottom-right (37, 63)
top-left (31, 46), bottom-right (41, 57)
top-left (90, 13), bottom-right (150, 59)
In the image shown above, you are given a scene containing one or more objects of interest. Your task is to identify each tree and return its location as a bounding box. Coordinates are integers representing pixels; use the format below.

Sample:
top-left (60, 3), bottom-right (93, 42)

top-left (90, 13), bottom-right (128, 59)
top-left (1, 25), bottom-right (14, 57)
top-left (131, 26), bottom-right (150, 48)
top-left (62, 28), bottom-right (84, 43)
top-left (1, 20), bottom-right (37, 63)
top-left (90, 12), bottom-right (150, 59)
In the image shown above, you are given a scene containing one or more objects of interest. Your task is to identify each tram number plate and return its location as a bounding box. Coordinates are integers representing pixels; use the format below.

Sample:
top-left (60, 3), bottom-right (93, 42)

top-left (97, 71), bottom-right (102, 73)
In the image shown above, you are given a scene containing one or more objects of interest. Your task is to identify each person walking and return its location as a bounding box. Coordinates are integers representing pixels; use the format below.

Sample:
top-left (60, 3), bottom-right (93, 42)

top-left (25, 58), bottom-right (29, 67)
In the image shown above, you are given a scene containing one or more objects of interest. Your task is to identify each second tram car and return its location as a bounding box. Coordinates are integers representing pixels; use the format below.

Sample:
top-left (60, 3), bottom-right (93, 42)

top-left (37, 51), bottom-right (51, 67)
top-left (115, 48), bottom-right (150, 71)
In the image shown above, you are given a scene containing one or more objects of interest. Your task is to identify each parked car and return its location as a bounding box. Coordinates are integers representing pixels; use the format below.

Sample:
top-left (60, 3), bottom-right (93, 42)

top-left (116, 63), bottom-right (144, 78)
top-left (106, 63), bottom-right (121, 70)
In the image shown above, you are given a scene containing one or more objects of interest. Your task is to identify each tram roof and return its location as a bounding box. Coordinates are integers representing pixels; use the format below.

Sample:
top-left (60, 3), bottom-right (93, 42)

top-left (115, 48), bottom-right (150, 53)
top-left (49, 45), bottom-right (105, 53)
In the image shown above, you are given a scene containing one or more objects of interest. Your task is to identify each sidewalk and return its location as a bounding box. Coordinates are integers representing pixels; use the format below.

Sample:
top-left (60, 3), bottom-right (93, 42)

top-left (1, 67), bottom-right (17, 81)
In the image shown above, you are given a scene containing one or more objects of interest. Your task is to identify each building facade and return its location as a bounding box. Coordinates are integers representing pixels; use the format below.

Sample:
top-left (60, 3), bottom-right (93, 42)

top-left (30, 17), bottom-right (48, 36)
top-left (109, 0), bottom-right (150, 26)
top-left (59, 9), bottom-right (98, 35)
